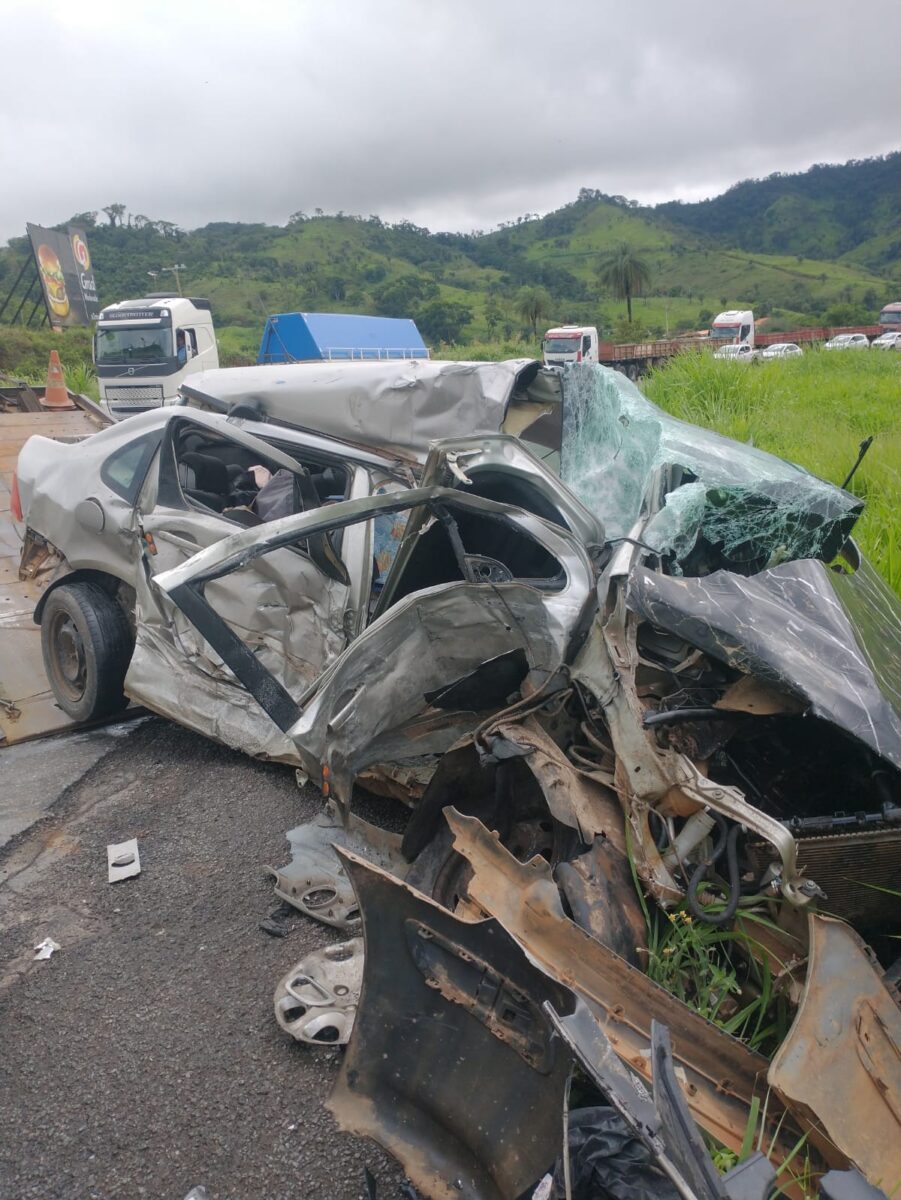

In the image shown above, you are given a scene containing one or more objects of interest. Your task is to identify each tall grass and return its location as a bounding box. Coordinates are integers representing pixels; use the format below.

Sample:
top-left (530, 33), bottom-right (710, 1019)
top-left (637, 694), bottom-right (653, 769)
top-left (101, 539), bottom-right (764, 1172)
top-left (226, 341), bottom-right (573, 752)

top-left (644, 350), bottom-right (901, 595)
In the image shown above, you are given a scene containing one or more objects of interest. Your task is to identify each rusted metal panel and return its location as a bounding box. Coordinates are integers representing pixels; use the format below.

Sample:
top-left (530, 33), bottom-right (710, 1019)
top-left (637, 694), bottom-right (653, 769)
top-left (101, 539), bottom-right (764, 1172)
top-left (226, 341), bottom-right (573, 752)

top-left (327, 847), bottom-right (575, 1200)
top-left (769, 915), bottom-right (901, 1188)
top-left (443, 808), bottom-right (839, 1169)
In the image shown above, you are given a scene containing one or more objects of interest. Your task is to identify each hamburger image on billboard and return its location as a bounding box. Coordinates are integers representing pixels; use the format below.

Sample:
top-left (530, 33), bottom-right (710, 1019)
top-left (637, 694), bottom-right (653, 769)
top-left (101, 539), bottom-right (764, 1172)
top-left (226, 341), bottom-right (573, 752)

top-left (38, 243), bottom-right (69, 318)
top-left (27, 223), bottom-right (99, 326)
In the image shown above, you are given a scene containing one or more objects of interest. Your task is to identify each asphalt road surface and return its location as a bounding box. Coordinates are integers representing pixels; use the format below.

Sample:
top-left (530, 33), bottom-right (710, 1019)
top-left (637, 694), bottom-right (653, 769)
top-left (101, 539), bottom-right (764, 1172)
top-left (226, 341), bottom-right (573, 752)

top-left (0, 717), bottom-right (408, 1200)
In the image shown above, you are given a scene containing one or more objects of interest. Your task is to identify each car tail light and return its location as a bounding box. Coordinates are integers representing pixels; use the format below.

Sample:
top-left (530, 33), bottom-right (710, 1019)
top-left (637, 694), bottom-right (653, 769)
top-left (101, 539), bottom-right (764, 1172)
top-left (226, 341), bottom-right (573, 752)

top-left (10, 470), bottom-right (23, 522)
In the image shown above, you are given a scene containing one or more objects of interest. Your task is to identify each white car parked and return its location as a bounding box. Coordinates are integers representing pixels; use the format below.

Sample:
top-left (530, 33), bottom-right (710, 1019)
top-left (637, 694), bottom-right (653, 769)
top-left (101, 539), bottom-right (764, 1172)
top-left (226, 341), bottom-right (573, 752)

top-left (823, 334), bottom-right (870, 351)
top-left (712, 343), bottom-right (757, 362)
top-left (761, 343), bottom-right (803, 359)
top-left (872, 331), bottom-right (901, 351)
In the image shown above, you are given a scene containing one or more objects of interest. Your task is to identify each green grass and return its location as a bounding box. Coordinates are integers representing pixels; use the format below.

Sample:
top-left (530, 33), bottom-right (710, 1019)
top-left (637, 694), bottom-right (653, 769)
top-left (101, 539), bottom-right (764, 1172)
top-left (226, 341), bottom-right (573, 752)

top-left (0, 324), bottom-right (94, 380)
top-left (644, 350), bottom-right (901, 594)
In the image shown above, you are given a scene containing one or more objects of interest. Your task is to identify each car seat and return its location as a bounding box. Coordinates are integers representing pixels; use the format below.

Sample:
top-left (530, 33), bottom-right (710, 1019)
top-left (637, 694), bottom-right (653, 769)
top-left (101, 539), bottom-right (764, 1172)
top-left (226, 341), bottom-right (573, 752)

top-left (178, 451), bottom-right (230, 512)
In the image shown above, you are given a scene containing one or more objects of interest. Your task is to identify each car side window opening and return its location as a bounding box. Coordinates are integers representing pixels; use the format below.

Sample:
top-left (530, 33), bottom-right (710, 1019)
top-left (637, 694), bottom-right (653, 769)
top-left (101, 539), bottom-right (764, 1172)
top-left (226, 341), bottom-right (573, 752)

top-left (381, 504), bottom-right (566, 613)
top-left (100, 432), bottom-right (163, 503)
top-left (176, 329), bottom-right (199, 364)
top-left (168, 424), bottom-right (350, 525)
top-left (582, 335), bottom-right (591, 354)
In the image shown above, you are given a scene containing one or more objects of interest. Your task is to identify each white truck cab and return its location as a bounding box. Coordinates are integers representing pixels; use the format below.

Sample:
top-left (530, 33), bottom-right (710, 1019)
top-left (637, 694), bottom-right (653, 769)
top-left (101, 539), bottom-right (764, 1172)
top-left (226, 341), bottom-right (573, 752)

top-left (542, 325), bottom-right (599, 367)
top-left (710, 309), bottom-right (755, 348)
top-left (94, 295), bottom-right (218, 418)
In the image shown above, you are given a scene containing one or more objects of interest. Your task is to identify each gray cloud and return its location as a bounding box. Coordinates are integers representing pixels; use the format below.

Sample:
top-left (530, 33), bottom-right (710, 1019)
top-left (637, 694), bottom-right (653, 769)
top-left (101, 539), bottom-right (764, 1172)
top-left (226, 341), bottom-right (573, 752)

top-left (1, 0), bottom-right (898, 244)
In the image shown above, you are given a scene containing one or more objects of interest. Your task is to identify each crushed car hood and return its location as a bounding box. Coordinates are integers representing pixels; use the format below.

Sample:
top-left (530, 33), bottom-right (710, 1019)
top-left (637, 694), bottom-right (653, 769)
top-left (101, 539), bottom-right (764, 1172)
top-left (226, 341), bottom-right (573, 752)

top-left (627, 554), bottom-right (901, 770)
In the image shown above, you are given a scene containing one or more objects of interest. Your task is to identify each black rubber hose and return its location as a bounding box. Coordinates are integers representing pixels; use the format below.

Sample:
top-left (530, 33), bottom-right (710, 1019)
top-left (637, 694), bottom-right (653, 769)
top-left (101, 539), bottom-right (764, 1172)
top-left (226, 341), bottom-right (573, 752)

top-left (643, 706), bottom-right (754, 727)
top-left (687, 822), bottom-right (742, 927)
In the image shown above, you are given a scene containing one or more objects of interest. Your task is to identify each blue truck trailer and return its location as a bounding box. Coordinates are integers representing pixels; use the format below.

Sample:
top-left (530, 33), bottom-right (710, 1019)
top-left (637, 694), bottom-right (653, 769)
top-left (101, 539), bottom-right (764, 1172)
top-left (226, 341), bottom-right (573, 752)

top-left (258, 312), bottom-right (429, 365)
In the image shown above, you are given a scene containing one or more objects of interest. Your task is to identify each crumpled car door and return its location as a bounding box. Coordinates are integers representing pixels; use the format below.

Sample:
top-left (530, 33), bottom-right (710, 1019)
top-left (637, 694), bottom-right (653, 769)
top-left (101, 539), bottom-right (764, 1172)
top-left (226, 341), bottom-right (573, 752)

top-left (125, 413), bottom-right (367, 762)
top-left (148, 484), bottom-right (598, 795)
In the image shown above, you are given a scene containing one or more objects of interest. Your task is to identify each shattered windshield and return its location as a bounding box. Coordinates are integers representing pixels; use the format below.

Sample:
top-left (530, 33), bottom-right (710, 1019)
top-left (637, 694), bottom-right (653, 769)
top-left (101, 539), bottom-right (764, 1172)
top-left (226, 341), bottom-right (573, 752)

top-left (559, 363), bottom-right (861, 572)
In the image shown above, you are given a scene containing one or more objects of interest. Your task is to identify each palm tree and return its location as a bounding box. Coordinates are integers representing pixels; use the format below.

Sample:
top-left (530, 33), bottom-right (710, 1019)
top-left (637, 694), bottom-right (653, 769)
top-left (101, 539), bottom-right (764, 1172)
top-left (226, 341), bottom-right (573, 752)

top-left (515, 286), bottom-right (553, 337)
top-left (596, 243), bottom-right (652, 323)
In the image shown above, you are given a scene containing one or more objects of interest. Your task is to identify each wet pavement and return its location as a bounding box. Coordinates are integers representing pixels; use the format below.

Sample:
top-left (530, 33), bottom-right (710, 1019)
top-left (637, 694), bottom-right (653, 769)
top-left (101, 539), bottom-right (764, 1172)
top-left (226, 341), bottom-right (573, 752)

top-left (0, 716), bottom-right (406, 1200)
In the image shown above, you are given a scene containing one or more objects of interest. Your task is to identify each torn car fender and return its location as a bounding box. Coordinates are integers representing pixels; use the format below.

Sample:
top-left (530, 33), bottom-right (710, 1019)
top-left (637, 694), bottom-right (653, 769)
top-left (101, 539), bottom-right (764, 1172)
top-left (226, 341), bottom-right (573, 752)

top-left (768, 914), bottom-right (901, 1189)
top-left (570, 604), bottom-right (817, 907)
top-left (443, 808), bottom-right (830, 1168)
top-left (327, 846), bottom-right (575, 1200)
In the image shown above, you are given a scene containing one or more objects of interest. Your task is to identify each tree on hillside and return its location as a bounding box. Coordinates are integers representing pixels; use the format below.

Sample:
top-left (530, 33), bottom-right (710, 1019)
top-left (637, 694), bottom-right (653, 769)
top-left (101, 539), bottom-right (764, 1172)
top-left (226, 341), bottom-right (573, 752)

top-left (372, 274), bottom-right (439, 317)
top-left (484, 294), bottom-right (504, 337)
top-left (515, 286), bottom-right (553, 336)
top-left (612, 318), bottom-right (652, 343)
top-left (66, 211), bottom-right (98, 229)
top-left (823, 301), bottom-right (871, 326)
top-left (416, 299), bottom-right (473, 344)
top-left (596, 243), bottom-right (651, 323)
top-left (102, 203), bottom-right (126, 228)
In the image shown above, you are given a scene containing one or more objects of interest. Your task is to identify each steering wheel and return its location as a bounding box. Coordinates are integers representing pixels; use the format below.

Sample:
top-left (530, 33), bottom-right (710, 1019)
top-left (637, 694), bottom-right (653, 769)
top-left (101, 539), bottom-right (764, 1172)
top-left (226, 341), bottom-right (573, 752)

top-left (463, 554), bottom-right (514, 583)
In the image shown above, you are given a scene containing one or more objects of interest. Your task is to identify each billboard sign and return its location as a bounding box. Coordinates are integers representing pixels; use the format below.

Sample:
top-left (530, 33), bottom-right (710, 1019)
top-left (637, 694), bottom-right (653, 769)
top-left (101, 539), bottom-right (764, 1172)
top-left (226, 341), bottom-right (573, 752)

top-left (26, 223), bottom-right (100, 327)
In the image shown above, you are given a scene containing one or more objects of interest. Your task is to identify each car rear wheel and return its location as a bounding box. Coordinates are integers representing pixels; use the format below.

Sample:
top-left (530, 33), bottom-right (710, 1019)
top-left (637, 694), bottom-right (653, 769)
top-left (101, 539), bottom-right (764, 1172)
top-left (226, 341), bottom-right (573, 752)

top-left (41, 582), bottom-right (134, 722)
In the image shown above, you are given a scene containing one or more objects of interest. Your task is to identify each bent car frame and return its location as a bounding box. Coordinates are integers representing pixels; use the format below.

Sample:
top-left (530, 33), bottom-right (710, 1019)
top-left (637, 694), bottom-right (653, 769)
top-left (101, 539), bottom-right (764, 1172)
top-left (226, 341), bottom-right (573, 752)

top-left (14, 361), bottom-right (901, 1198)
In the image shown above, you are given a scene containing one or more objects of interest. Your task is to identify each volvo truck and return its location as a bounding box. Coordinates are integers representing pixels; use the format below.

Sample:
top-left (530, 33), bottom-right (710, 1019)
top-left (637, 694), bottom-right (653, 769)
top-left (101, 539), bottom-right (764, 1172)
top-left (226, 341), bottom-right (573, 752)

top-left (94, 295), bottom-right (218, 417)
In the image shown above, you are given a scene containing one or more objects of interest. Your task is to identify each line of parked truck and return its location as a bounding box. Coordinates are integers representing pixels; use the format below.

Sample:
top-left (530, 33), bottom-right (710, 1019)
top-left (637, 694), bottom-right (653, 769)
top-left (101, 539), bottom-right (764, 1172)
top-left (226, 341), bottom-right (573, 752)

top-left (542, 302), bottom-right (901, 374)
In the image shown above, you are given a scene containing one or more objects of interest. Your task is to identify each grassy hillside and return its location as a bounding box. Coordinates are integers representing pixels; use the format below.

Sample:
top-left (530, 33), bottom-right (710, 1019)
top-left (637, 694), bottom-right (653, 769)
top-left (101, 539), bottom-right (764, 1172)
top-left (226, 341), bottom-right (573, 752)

top-left (1, 152), bottom-right (898, 353)
top-left (455, 190), bottom-right (895, 335)
top-left (657, 152), bottom-right (901, 272)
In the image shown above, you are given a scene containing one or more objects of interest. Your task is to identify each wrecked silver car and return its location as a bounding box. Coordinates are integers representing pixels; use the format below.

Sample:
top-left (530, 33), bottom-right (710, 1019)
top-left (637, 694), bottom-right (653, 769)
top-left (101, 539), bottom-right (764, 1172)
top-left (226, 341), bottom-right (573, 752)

top-left (16, 361), bottom-right (901, 1197)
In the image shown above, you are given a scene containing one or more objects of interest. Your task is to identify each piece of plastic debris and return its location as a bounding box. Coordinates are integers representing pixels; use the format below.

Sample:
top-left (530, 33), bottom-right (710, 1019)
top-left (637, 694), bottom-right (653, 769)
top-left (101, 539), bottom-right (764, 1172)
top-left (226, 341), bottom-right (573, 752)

top-left (107, 837), bottom-right (141, 883)
top-left (274, 938), bottom-right (363, 1045)
top-left (531, 1174), bottom-right (553, 1200)
top-left (33, 937), bottom-right (60, 960)
top-left (259, 902), bottom-right (296, 938)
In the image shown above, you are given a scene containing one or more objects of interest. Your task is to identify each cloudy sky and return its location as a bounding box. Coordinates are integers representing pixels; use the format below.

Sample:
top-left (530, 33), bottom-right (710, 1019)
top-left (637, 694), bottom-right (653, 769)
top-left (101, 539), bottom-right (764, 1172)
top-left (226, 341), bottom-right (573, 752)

top-left (1, 0), bottom-right (898, 244)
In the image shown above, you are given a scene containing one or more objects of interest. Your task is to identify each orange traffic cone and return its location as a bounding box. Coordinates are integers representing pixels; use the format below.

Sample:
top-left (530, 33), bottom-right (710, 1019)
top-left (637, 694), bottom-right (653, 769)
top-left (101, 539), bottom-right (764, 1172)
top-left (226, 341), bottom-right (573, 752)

top-left (41, 350), bottom-right (75, 409)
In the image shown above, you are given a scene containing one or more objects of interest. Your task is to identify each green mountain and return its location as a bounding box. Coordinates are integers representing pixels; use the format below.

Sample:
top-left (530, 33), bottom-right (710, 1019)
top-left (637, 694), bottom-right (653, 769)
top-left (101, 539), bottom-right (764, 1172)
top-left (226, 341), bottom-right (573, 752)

top-left (1, 153), bottom-right (898, 361)
top-left (657, 152), bottom-right (901, 272)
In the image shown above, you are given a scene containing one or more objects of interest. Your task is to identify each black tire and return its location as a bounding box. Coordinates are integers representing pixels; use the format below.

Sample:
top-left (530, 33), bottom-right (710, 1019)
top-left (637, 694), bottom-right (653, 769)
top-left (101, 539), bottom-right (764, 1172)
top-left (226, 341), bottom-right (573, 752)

top-left (40, 581), bottom-right (134, 722)
top-left (408, 808), bottom-right (576, 911)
